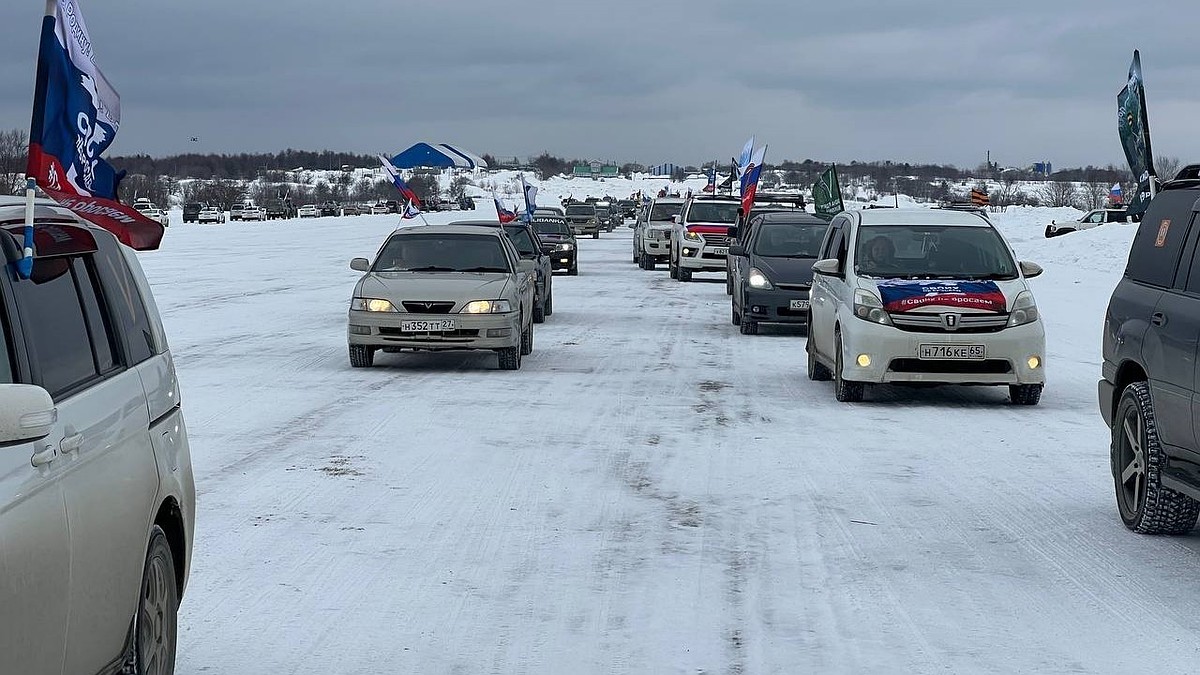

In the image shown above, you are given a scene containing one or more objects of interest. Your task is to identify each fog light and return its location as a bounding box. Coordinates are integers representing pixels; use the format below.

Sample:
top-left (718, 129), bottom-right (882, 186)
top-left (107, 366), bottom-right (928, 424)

top-left (857, 354), bottom-right (872, 368)
top-left (682, 247), bottom-right (694, 256)
top-left (487, 328), bottom-right (512, 338)
top-left (752, 306), bottom-right (764, 313)
top-left (349, 325), bottom-right (371, 335)
top-left (1027, 356), bottom-right (1041, 369)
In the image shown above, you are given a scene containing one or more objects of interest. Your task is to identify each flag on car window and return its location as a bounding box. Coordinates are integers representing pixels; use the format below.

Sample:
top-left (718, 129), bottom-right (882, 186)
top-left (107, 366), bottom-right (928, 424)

top-left (1117, 50), bottom-right (1155, 216)
top-left (378, 155), bottom-right (421, 206)
top-left (739, 145), bottom-right (767, 215)
top-left (520, 175), bottom-right (538, 221)
top-left (1109, 183), bottom-right (1124, 205)
top-left (493, 194), bottom-right (517, 223)
top-left (737, 137), bottom-right (755, 180)
top-left (24, 0), bottom-right (164, 257)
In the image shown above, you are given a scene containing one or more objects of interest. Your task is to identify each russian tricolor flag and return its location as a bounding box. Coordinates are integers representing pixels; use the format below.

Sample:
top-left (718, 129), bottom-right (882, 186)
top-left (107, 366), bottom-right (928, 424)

top-left (378, 155), bottom-right (421, 207)
top-left (739, 145), bottom-right (767, 215)
top-left (24, 0), bottom-right (164, 258)
top-left (493, 195), bottom-right (517, 223)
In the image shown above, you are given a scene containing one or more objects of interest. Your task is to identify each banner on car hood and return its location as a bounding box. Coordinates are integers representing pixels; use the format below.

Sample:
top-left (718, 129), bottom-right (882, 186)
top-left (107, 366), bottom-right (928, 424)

top-left (877, 279), bottom-right (1007, 313)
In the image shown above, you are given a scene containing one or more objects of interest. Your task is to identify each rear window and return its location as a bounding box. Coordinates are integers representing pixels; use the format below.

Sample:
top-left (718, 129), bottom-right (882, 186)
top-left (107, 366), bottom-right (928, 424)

top-left (1125, 190), bottom-right (1197, 288)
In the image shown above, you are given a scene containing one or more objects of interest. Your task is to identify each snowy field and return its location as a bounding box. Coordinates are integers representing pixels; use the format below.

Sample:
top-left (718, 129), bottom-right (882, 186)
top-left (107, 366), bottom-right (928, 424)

top-left (143, 206), bottom-right (1200, 674)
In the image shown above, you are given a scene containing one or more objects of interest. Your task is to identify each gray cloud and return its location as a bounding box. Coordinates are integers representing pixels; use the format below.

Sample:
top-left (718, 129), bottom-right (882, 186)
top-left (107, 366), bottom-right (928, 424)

top-left (0, 0), bottom-right (1197, 169)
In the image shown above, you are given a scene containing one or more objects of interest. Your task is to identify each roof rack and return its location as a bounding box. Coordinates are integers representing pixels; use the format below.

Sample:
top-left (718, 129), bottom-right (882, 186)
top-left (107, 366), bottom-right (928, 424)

top-left (753, 192), bottom-right (806, 207)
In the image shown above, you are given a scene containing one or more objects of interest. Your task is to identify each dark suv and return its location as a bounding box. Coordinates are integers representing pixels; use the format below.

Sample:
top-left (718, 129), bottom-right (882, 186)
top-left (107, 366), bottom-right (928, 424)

top-left (531, 215), bottom-right (578, 275)
top-left (1100, 165), bottom-right (1200, 534)
top-left (451, 220), bottom-right (554, 323)
top-left (182, 202), bottom-right (203, 223)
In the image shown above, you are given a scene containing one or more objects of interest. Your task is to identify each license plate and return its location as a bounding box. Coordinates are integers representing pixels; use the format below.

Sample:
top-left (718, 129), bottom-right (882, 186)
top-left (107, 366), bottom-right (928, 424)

top-left (919, 344), bottom-right (985, 360)
top-left (710, 247), bottom-right (729, 255)
top-left (789, 299), bottom-right (810, 310)
top-left (400, 320), bottom-right (456, 333)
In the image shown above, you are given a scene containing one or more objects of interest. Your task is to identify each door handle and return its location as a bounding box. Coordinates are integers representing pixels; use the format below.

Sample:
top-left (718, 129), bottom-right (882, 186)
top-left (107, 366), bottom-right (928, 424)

top-left (31, 444), bottom-right (57, 467)
top-left (1151, 312), bottom-right (1167, 327)
top-left (60, 434), bottom-right (83, 454)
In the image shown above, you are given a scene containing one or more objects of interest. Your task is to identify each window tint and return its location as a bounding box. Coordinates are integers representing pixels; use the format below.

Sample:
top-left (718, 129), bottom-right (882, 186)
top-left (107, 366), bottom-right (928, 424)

top-left (373, 234), bottom-right (511, 273)
top-left (503, 226), bottom-right (538, 255)
top-left (95, 244), bottom-right (156, 364)
top-left (13, 256), bottom-right (118, 398)
top-left (1126, 190), bottom-right (1197, 288)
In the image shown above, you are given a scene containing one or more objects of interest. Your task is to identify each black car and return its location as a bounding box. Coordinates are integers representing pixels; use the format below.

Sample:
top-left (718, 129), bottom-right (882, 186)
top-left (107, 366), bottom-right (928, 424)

top-left (727, 212), bottom-right (829, 335)
top-left (532, 216), bottom-right (578, 275)
top-left (182, 202), bottom-right (203, 223)
top-left (320, 201), bottom-right (342, 217)
top-left (265, 198), bottom-right (296, 220)
top-left (617, 200), bottom-right (638, 219)
top-left (726, 194), bottom-right (809, 295)
top-left (451, 220), bottom-right (554, 323)
top-left (1100, 164), bottom-right (1200, 534)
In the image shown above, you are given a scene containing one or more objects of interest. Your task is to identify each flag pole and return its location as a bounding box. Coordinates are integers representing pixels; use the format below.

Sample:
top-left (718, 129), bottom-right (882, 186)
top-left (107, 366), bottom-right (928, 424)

top-left (18, 177), bottom-right (36, 278)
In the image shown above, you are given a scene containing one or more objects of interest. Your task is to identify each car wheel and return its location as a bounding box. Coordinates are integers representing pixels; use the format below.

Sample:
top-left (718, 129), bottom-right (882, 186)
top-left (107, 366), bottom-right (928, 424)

top-left (520, 321), bottom-right (533, 355)
top-left (568, 264), bottom-right (578, 276)
top-left (1010, 384), bottom-right (1043, 406)
top-left (643, 254), bottom-right (655, 271)
top-left (731, 302), bottom-right (741, 326)
top-left (725, 274), bottom-right (733, 296)
top-left (498, 344), bottom-right (522, 370)
top-left (348, 345), bottom-right (374, 368)
top-left (669, 259), bottom-right (678, 279)
top-left (739, 316), bottom-right (758, 335)
top-left (1113, 381), bottom-right (1200, 534)
top-left (545, 291), bottom-right (554, 317)
top-left (807, 337), bottom-right (832, 381)
top-left (135, 525), bottom-right (178, 675)
top-left (833, 331), bottom-right (865, 402)
top-left (533, 296), bottom-right (546, 324)
top-left (592, 231), bottom-right (599, 239)
top-left (678, 267), bottom-right (692, 282)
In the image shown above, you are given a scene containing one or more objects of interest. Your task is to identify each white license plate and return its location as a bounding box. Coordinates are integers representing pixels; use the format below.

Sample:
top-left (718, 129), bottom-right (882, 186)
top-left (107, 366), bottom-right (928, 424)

top-left (710, 247), bottom-right (729, 255)
top-left (789, 299), bottom-right (810, 310)
top-left (919, 344), bottom-right (985, 360)
top-left (400, 320), bottom-right (456, 333)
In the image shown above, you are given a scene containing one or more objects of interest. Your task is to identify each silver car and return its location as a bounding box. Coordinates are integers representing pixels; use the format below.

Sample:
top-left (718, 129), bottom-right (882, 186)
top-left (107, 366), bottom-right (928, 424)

top-left (348, 224), bottom-right (537, 370)
top-left (0, 197), bottom-right (195, 674)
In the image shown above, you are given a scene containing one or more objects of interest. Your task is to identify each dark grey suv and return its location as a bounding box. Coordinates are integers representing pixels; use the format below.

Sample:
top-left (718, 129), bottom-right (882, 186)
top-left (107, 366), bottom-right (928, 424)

top-left (1100, 165), bottom-right (1200, 534)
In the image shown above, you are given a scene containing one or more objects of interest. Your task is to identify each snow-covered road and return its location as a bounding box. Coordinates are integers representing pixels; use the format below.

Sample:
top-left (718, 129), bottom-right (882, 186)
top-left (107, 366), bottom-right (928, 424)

top-left (151, 210), bottom-right (1200, 674)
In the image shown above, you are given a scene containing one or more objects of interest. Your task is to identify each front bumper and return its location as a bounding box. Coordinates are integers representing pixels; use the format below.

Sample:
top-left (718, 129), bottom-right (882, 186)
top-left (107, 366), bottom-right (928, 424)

top-left (743, 287), bottom-right (811, 324)
top-left (548, 250), bottom-right (576, 269)
top-left (348, 310), bottom-right (521, 351)
top-left (568, 221), bottom-right (599, 234)
top-left (641, 236), bottom-right (670, 257)
top-left (679, 243), bottom-right (727, 271)
top-left (837, 318), bottom-right (1046, 386)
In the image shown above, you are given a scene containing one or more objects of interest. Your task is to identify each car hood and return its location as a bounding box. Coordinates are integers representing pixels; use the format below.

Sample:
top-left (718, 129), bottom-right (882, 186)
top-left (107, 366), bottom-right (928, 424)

top-left (356, 272), bottom-right (512, 306)
top-left (646, 223), bottom-right (673, 232)
top-left (752, 255), bottom-right (816, 285)
top-left (537, 232), bottom-right (571, 243)
top-left (855, 276), bottom-right (1027, 314)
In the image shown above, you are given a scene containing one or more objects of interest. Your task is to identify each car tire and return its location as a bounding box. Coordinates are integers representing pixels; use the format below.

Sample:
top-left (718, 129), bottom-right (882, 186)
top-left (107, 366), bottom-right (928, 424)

top-left (568, 264), bottom-right (578, 276)
top-left (520, 321), bottom-right (533, 355)
top-left (807, 338), bottom-right (832, 381)
top-left (1010, 384), bottom-right (1043, 406)
top-left (725, 274), bottom-right (733, 296)
top-left (669, 260), bottom-right (678, 279)
top-left (348, 345), bottom-right (374, 368)
top-left (1113, 381), bottom-right (1200, 534)
top-left (592, 231), bottom-right (599, 239)
top-left (533, 297), bottom-right (546, 324)
top-left (731, 302), bottom-right (741, 326)
top-left (545, 292), bottom-right (554, 317)
top-left (134, 525), bottom-right (179, 675)
top-left (833, 332), bottom-right (865, 402)
top-left (641, 253), bottom-right (655, 271)
top-left (739, 316), bottom-right (758, 335)
top-left (678, 267), bottom-right (692, 282)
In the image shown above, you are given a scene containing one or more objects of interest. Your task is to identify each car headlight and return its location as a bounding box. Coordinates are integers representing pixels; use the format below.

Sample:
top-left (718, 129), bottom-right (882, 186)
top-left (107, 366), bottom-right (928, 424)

top-left (684, 231), bottom-right (702, 242)
top-left (748, 268), bottom-right (772, 289)
top-left (555, 243), bottom-right (574, 251)
top-left (853, 288), bottom-right (892, 325)
top-left (461, 299), bottom-right (513, 314)
top-left (351, 298), bottom-right (396, 312)
top-left (1007, 291), bottom-right (1039, 327)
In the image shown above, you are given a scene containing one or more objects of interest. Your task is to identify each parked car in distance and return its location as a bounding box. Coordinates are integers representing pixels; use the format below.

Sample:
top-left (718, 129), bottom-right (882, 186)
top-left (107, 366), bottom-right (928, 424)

top-left (298, 204), bottom-right (320, 218)
top-left (0, 196), bottom-right (195, 674)
top-left (532, 215), bottom-right (578, 275)
top-left (1045, 208), bottom-right (1136, 238)
top-left (452, 220), bottom-right (554, 323)
top-left (182, 202), bottom-right (203, 223)
top-left (669, 195), bottom-right (741, 281)
top-left (634, 197), bottom-right (684, 270)
top-left (806, 208), bottom-right (1046, 404)
top-left (565, 202), bottom-right (601, 238)
top-left (198, 205), bottom-right (226, 223)
top-left (265, 198), bottom-right (296, 220)
top-left (728, 212), bottom-right (830, 334)
top-left (347, 224), bottom-right (536, 370)
top-left (320, 201), bottom-right (342, 217)
top-left (241, 204), bottom-right (266, 221)
top-left (1099, 165), bottom-right (1200, 534)
top-left (133, 198), bottom-right (170, 227)
top-left (371, 202), bottom-right (390, 215)
top-left (385, 200), bottom-right (400, 214)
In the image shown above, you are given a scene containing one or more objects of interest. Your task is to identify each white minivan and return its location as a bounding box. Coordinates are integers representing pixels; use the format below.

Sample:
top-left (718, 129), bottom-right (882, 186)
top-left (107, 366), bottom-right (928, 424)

top-left (806, 208), bottom-right (1046, 404)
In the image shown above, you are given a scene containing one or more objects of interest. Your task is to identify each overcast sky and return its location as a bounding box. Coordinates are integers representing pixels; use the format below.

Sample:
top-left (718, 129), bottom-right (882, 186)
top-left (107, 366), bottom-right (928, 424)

top-left (1, 0), bottom-right (1196, 170)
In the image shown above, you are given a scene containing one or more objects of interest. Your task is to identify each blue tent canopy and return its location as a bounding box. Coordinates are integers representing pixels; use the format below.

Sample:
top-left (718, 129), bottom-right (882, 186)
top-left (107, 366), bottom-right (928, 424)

top-left (390, 143), bottom-right (488, 169)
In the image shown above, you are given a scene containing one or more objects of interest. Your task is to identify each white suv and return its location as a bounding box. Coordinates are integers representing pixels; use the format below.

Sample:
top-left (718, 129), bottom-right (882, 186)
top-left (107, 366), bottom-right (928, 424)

top-left (0, 198), bottom-right (194, 673)
top-left (633, 197), bottom-right (683, 270)
top-left (806, 208), bottom-right (1046, 404)
top-left (669, 195), bottom-right (741, 281)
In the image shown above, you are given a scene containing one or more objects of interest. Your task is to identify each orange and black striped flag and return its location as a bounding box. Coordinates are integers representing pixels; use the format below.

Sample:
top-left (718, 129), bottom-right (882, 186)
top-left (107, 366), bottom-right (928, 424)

top-left (970, 188), bottom-right (990, 206)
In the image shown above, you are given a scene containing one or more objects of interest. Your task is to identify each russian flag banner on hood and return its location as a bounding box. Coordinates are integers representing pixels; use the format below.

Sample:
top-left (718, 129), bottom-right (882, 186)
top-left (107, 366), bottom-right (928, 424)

top-left (876, 279), bottom-right (1007, 313)
top-left (26, 0), bottom-right (163, 250)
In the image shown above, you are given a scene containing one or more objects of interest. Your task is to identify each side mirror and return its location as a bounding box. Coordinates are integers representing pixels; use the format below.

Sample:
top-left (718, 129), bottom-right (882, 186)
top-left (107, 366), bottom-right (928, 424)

top-left (1019, 261), bottom-right (1044, 278)
top-left (350, 258), bottom-right (371, 272)
top-left (728, 245), bottom-right (747, 257)
top-left (727, 226), bottom-right (740, 240)
top-left (671, 215), bottom-right (680, 224)
top-left (0, 384), bottom-right (57, 445)
top-left (812, 258), bottom-right (841, 276)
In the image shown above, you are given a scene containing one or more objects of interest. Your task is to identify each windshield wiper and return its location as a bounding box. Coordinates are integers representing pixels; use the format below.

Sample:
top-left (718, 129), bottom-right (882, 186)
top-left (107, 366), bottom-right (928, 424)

top-left (461, 266), bottom-right (508, 273)
top-left (406, 266), bottom-right (457, 272)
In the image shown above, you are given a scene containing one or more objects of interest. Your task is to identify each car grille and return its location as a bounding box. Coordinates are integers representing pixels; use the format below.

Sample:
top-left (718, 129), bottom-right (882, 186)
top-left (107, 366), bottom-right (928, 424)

top-left (401, 301), bottom-right (456, 314)
top-left (703, 234), bottom-right (730, 247)
top-left (888, 358), bottom-right (1012, 374)
top-left (890, 313), bottom-right (1010, 334)
top-left (378, 327), bottom-right (480, 340)
top-left (776, 283), bottom-right (811, 291)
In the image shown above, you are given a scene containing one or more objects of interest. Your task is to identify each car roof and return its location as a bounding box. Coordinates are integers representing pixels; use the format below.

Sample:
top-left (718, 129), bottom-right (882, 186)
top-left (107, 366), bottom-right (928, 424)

top-left (754, 212), bottom-right (829, 225)
top-left (0, 196), bottom-right (85, 224)
top-left (652, 198), bottom-right (685, 204)
top-left (388, 223), bottom-right (506, 237)
top-left (852, 208), bottom-right (992, 228)
top-left (688, 195), bottom-right (739, 202)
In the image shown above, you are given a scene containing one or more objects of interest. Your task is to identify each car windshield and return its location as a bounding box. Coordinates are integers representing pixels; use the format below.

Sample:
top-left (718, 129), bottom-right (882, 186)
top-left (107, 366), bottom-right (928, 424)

top-left (686, 201), bottom-right (739, 224)
top-left (502, 226), bottom-right (539, 256)
top-left (649, 203), bottom-right (682, 221)
top-left (533, 219), bottom-right (570, 235)
top-left (134, 204), bottom-right (151, 211)
top-left (373, 234), bottom-right (511, 273)
top-left (752, 221), bottom-right (828, 258)
top-left (854, 224), bottom-right (1019, 280)
top-left (566, 205), bottom-right (595, 216)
